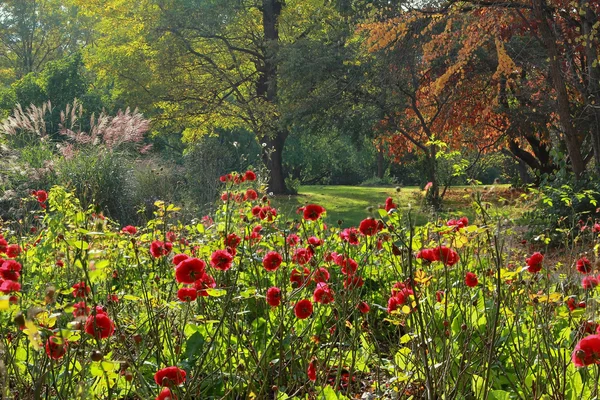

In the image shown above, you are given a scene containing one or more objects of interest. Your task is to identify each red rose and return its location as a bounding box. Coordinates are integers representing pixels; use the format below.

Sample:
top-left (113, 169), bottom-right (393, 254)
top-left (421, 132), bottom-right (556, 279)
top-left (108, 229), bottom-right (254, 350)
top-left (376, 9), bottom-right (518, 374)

top-left (85, 312), bottom-right (115, 339)
top-left (263, 251), bottom-right (283, 272)
top-left (465, 272), bottom-right (478, 287)
top-left (313, 283), bottom-right (334, 304)
top-left (294, 299), bottom-right (313, 319)
top-left (357, 301), bottom-right (370, 314)
top-left (572, 334), bottom-right (600, 367)
top-left (359, 218), bottom-right (381, 236)
top-left (577, 257), bottom-right (593, 274)
top-left (72, 282), bottom-right (90, 298)
top-left (122, 225), bottom-right (137, 235)
top-left (175, 258), bottom-right (206, 284)
top-left (177, 287), bottom-right (197, 302)
top-left (266, 286), bottom-right (282, 307)
top-left (210, 250), bottom-right (233, 271)
top-left (526, 252), bottom-right (544, 273)
top-left (303, 204), bottom-right (325, 221)
top-left (384, 197), bottom-right (397, 212)
top-left (154, 366), bottom-right (187, 387)
top-left (45, 336), bottom-right (68, 360)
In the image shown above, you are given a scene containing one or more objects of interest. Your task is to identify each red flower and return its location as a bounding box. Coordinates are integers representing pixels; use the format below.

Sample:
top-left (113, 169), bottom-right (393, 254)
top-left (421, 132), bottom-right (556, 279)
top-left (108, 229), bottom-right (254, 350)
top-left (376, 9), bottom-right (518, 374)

top-left (526, 252), bottom-right (544, 273)
top-left (154, 366), bottom-right (187, 387)
top-left (436, 290), bottom-right (444, 303)
top-left (357, 301), bottom-right (370, 314)
top-left (293, 248), bottom-right (312, 266)
top-left (172, 253), bottom-right (189, 266)
top-left (0, 260), bottom-right (21, 281)
top-left (387, 287), bottom-right (414, 313)
top-left (72, 282), bottom-right (90, 298)
top-left (577, 257), bottom-right (593, 274)
top-left (156, 387), bottom-right (177, 400)
top-left (340, 228), bottom-right (360, 245)
top-left (308, 236), bottom-right (323, 247)
top-left (307, 358), bottom-right (317, 382)
top-left (286, 234), bottom-right (300, 247)
top-left (582, 275), bottom-right (599, 290)
top-left (290, 267), bottom-right (311, 288)
top-left (266, 286), bottom-right (282, 307)
top-left (175, 258), bottom-right (206, 284)
top-left (6, 244), bottom-right (20, 258)
top-left (313, 267), bottom-right (330, 283)
top-left (294, 299), bottom-right (313, 319)
top-left (313, 283), bottom-right (334, 304)
top-left (177, 287), bottom-right (197, 302)
top-left (150, 241), bottom-right (173, 258)
top-left (122, 225), bottom-right (137, 235)
top-left (594, 223), bottom-right (600, 233)
top-left (35, 190), bottom-right (48, 203)
top-left (258, 206), bottom-right (277, 221)
top-left (73, 301), bottom-right (90, 317)
top-left (0, 238), bottom-right (7, 253)
top-left (194, 273), bottom-right (216, 296)
top-left (225, 234), bottom-right (241, 249)
top-left (45, 336), bottom-right (68, 360)
top-left (446, 217), bottom-right (468, 230)
top-left (0, 280), bottom-right (20, 293)
top-left (210, 250), bottom-right (234, 271)
top-left (244, 170), bottom-right (256, 181)
top-left (572, 334), bottom-right (600, 367)
top-left (303, 204), bottom-right (326, 221)
top-left (245, 189), bottom-right (258, 201)
top-left (344, 275), bottom-right (364, 289)
top-left (85, 312), bottom-right (115, 339)
top-left (416, 248), bottom-right (437, 263)
top-left (263, 251), bottom-right (283, 272)
top-left (384, 197), bottom-right (397, 212)
top-left (465, 272), bottom-right (478, 287)
top-left (435, 246), bottom-right (459, 266)
top-left (359, 218), bottom-right (381, 236)
top-left (335, 254), bottom-right (358, 275)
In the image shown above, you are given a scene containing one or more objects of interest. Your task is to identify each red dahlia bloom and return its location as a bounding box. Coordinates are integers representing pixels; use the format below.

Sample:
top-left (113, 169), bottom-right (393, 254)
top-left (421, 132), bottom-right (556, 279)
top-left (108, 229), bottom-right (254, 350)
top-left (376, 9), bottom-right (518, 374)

top-left (244, 170), bottom-right (256, 181)
top-left (156, 387), bottom-right (176, 400)
top-left (0, 238), bottom-right (7, 253)
top-left (435, 246), bottom-right (459, 266)
top-left (263, 251), bottom-right (283, 272)
top-left (577, 257), bottom-right (593, 274)
top-left (465, 272), bottom-right (478, 287)
top-left (286, 234), bottom-right (300, 247)
top-left (210, 250), bottom-right (233, 271)
top-left (526, 252), bottom-right (544, 273)
top-left (35, 190), bottom-right (48, 203)
top-left (85, 312), bottom-right (115, 339)
top-left (384, 197), bottom-right (397, 212)
top-left (172, 253), bottom-right (189, 266)
top-left (572, 334), bottom-right (600, 367)
top-left (294, 299), bottom-right (313, 319)
top-left (122, 225), bottom-right (137, 235)
top-left (154, 366), bottom-right (187, 387)
top-left (193, 273), bottom-right (216, 296)
top-left (72, 282), bottom-right (90, 298)
top-left (417, 248), bottom-right (437, 263)
top-left (582, 275), bottom-right (600, 290)
top-left (344, 275), bottom-right (364, 289)
top-left (0, 260), bottom-right (21, 281)
top-left (313, 283), bottom-right (334, 304)
top-left (308, 236), bottom-right (323, 247)
top-left (245, 189), bottom-right (258, 201)
top-left (150, 240), bottom-right (173, 258)
top-left (175, 258), bottom-right (206, 284)
top-left (177, 287), bottom-right (197, 302)
top-left (307, 359), bottom-right (317, 382)
top-left (0, 280), bottom-right (20, 293)
top-left (225, 234), bottom-right (241, 249)
top-left (6, 244), bottom-right (20, 258)
top-left (293, 248), bottom-right (312, 265)
top-left (73, 301), bottom-right (90, 317)
top-left (359, 218), bottom-right (381, 236)
top-left (313, 267), bottom-right (330, 283)
top-left (45, 336), bottom-right (68, 360)
top-left (357, 301), bottom-right (370, 314)
top-left (266, 286), bottom-right (282, 307)
top-left (290, 267), bottom-right (311, 288)
top-left (303, 204), bottom-right (326, 221)
top-left (340, 227), bottom-right (360, 245)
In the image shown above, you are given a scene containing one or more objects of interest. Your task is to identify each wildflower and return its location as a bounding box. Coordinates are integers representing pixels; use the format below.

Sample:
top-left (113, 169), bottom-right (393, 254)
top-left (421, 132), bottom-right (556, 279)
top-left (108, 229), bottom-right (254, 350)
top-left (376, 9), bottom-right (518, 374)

top-left (175, 258), bottom-right (206, 284)
top-left (290, 267), bottom-right (311, 288)
top-left (266, 286), bottom-right (282, 307)
top-left (177, 287), bottom-right (197, 302)
top-left (0, 260), bottom-right (21, 281)
top-left (122, 225), bottom-right (137, 235)
top-left (156, 387), bottom-right (176, 400)
top-left (45, 336), bottom-right (68, 360)
top-left (416, 248), bottom-right (437, 263)
top-left (344, 275), bottom-right (364, 289)
top-left (84, 312), bottom-right (115, 339)
top-left (303, 204), bottom-right (326, 221)
top-left (313, 267), bottom-right (330, 283)
top-left (172, 253), bottom-right (189, 266)
top-left (294, 299), bottom-right (313, 319)
top-left (340, 228), bottom-right (360, 245)
top-left (292, 248), bottom-right (313, 266)
top-left (73, 301), bottom-right (90, 317)
top-left (435, 246), bottom-right (459, 266)
top-left (210, 250), bottom-right (234, 271)
top-left (6, 244), bottom-right (20, 258)
top-left (359, 218), bottom-right (381, 236)
top-left (582, 275), bottom-right (599, 290)
top-left (308, 236), bottom-right (323, 247)
top-left (245, 189), bottom-right (258, 201)
top-left (572, 334), bottom-right (600, 367)
top-left (244, 170), bottom-right (257, 181)
top-left (154, 366), bottom-right (187, 387)
top-left (0, 280), bottom-right (20, 294)
top-left (436, 290), bottom-right (444, 303)
top-left (577, 257), bottom-right (593, 274)
top-left (526, 252), bottom-right (543, 273)
top-left (384, 197), bottom-right (397, 212)
top-left (35, 190), bottom-right (48, 203)
top-left (194, 273), bottom-right (216, 296)
top-left (286, 234), bottom-right (300, 247)
top-left (307, 358), bottom-right (317, 382)
top-left (357, 301), bottom-right (370, 314)
top-left (313, 283), bottom-right (334, 304)
top-left (72, 282), bottom-right (91, 298)
top-left (465, 272), bottom-right (478, 287)
top-left (446, 216), bottom-right (468, 230)
top-left (150, 241), bottom-right (173, 258)
top-left (263, 251), bottom-right (283, 272)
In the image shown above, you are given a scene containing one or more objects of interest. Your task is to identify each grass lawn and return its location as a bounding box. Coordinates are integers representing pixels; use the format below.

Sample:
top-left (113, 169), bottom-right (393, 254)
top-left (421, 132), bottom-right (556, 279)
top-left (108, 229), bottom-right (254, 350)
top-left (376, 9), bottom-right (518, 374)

top-left (271, 184), bottom-right (520, 227)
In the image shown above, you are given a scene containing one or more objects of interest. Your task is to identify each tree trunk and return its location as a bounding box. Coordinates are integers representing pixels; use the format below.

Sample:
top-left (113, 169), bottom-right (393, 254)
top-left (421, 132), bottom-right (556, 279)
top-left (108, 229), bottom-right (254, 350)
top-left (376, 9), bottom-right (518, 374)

top-left (377, 149), bottom-right (385, 179)
top-left (260, 0), bottom-right (287, 194)
top-left (425, 146), bottom-right (441, 209)
top-left (532, 0), bottom-right (586, 176)
top-left (581, 0), bottom-right (600, 169)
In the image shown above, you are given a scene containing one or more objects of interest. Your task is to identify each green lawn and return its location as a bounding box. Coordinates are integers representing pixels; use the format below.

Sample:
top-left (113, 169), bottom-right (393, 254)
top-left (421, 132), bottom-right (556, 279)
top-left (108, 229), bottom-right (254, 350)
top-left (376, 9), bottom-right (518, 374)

top-left (271, 184), bottom-right (518, 227)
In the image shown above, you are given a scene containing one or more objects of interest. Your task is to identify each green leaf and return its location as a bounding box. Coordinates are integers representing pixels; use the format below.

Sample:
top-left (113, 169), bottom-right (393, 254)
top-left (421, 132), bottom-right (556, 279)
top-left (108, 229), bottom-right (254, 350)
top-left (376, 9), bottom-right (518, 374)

top-left (205, 288), bottom-right (226, 297)
top-left (489, 390), bottom-right (511, 400)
